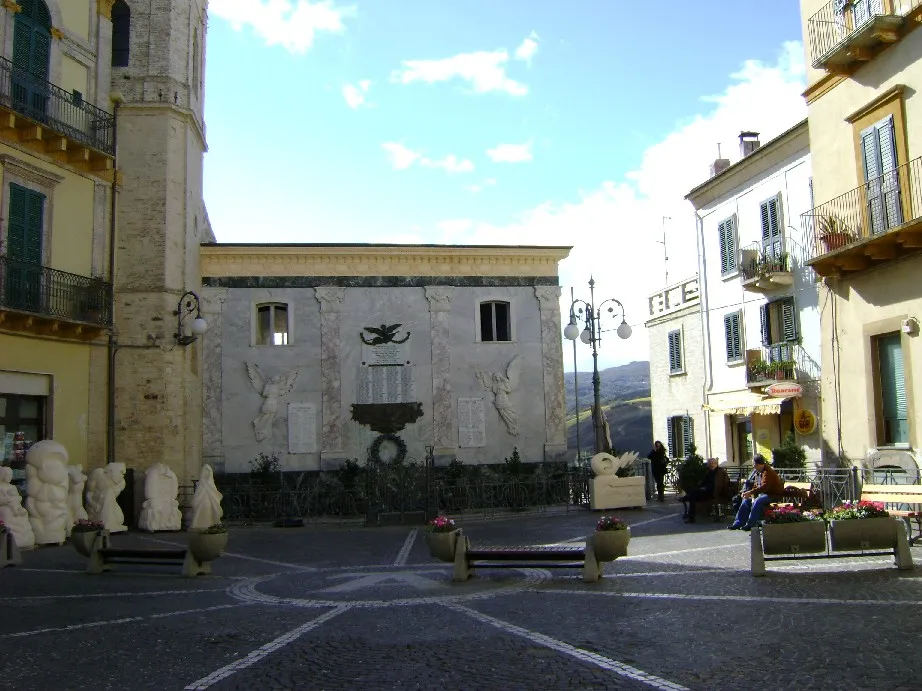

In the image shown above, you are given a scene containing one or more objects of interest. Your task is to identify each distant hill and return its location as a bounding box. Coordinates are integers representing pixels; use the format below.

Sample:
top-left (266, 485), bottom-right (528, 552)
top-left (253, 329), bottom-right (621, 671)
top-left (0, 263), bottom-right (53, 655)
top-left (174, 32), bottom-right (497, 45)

top-left (564, 361), bottom-right (652, 455)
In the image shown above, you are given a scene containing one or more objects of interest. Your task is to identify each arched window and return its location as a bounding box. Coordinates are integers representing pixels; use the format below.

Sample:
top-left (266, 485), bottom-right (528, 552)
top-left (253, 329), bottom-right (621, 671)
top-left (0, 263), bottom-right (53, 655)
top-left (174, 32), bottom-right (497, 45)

top-left (192, 28), bottom-right (200, 95)
top-left (111, 0), bottom-right (130, 67)
top-left (11, 0), bottom-right (52, 116)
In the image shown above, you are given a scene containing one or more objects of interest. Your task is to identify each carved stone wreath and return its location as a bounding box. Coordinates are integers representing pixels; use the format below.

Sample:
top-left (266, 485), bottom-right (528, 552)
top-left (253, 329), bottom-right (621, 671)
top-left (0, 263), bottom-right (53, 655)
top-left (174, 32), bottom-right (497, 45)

top-left (368, 434), bottom-right (407, 465)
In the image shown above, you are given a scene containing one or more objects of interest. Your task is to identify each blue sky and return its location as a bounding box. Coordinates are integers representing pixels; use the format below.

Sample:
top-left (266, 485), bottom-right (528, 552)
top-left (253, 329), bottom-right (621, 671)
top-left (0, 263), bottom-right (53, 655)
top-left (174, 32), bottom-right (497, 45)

top-left (203, 0), bottom-right (809, 369)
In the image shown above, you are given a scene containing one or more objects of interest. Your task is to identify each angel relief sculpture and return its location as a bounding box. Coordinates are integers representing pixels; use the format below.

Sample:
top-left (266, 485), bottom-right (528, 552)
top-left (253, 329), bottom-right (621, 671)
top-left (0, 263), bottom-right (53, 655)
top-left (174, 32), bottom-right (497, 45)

top-left (475, 354), bottom-right (521, 437)
top-left (246, 363), bottom-right (299, 442)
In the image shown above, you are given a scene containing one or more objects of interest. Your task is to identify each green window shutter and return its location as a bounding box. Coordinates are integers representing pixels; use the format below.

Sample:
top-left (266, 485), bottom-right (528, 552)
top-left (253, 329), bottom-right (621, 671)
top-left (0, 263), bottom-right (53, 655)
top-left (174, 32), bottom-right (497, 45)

top-left (724, 312), bottom-right (742, 362)
top-left (6, 184), bottom-right (28, 260)
top-left (718, 217), bottom-right (737, 275)
top-left (862, 115), bottom-right (901, 234)
top-left (760, 196), bottom-right (784, 258)
top-left (668, 330), bottom-right (682, 373)
top-left (7, 184), bottom-right (44, 263)
top-left (30, 29), bottom-right (51, 81)
top-left (760, 304), bottom-right (771, 346)
top-left (878, 333), bottom-right (908, 444)
top-left (682, 416), bottom-right (694, 457)
top-left (12, 17), bottom-right (32, 70)
top-left (781, 298), bottom-right (797, 342)
top-left (666, 418), bottom-right (675, 458)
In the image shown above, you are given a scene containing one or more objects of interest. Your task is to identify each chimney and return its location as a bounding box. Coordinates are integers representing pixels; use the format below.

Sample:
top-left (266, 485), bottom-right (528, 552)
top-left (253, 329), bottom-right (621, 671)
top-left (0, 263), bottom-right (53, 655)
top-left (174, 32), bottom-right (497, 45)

top-left (739, 131), bottom-right (761, 158)
top-left (709, 143), bottom-right (731, 178)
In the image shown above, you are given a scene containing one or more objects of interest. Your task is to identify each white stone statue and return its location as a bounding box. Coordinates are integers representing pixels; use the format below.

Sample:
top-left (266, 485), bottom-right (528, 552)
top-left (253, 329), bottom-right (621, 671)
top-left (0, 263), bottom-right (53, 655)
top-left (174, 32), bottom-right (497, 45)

top-left (66, 465), bottom-right (88, 536)
top-left (138, 463), bottom-right (182, 532)
top-left (86, 462), bottom-right (127, 533)
top-left (0, 466), bottom-right (35, 550)
top-left (590, 451), bottom-right (645, 510)
top-left (246, 363), bottom-right (299, 442)
top-left (25, 440), bottom-right (70, 545)
top-left (475, 354), bottom-right (521, 436)
top-left (190, 464), bottom-right (223, 530)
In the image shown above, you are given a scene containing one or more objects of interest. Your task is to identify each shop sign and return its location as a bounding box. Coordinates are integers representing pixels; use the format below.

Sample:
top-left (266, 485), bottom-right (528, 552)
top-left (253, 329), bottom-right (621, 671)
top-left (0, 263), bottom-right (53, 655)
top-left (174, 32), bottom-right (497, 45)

top-left (765, 382), bottom-right (803, 398)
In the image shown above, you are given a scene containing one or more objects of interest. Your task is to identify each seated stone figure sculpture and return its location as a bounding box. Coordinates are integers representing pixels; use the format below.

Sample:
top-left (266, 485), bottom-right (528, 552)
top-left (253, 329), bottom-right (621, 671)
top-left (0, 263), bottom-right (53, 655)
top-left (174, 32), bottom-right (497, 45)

top-left (589, 451), bottom-right (645, 510)
top-left (190, 464), bottom-right (223, 530)
top-left (66, 465), bottom-right (89, 536)
top-left (0, 466), bottom-right (35, 549)
top-left (25, 440), bottom-right (70, 545)
top-left (138, 463), bottom-right (182, 532)
top-left (86, 463), bottom-right (128, 533)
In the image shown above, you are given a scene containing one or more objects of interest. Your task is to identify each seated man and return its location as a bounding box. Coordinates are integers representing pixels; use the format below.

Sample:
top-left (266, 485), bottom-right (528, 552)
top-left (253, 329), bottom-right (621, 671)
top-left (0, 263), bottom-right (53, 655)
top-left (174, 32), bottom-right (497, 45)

top-left (731, 466), bottom-right (759, 514)
top-left (679, 457), bottom-right (719, 524)
top-left (728, 454), bottom-right (784, 531)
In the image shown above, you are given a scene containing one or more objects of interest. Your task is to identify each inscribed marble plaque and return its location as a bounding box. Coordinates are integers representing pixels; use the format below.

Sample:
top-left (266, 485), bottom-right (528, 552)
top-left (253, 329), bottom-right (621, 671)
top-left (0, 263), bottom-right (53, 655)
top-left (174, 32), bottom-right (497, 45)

top-left (288, 403), bottom-right (318, 454)
top-left (458, 397), bottom-right (486, 448)
top-left (362, 343), bottom-right (408, 366)
top-left (357, 366), bottom-right (416, 404)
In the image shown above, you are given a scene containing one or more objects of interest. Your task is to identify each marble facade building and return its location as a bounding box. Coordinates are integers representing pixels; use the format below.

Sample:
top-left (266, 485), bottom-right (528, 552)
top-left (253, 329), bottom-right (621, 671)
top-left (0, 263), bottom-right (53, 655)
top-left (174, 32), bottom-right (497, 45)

top-left (199, 243), bottom-right (571, 472)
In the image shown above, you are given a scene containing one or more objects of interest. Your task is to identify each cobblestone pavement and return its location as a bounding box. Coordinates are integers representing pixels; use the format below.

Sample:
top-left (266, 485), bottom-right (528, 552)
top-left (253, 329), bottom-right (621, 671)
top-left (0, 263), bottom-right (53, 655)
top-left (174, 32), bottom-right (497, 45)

top-left (2, 501), bottom-right (922, 690)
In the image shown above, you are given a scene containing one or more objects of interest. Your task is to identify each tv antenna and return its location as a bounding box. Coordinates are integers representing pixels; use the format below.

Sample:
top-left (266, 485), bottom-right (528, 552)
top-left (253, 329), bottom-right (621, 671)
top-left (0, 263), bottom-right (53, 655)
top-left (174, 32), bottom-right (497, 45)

top-left (657, 216), bottom-right (670, 286)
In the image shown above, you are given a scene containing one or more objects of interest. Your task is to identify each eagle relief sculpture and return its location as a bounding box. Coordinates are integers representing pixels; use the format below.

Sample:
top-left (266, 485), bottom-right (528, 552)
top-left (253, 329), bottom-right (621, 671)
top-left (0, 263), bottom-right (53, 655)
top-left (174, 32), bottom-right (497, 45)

top-left (246, 363), bottom-right (299, 442)
top-left (360, 323), bottom-right (410, 345)
top-left (475, 354), bottom-right (521, 437)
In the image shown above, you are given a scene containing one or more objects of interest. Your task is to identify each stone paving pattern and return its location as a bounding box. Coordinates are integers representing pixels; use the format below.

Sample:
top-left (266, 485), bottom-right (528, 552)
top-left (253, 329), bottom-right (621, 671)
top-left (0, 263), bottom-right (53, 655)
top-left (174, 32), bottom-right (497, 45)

top-left (2, 499), bottom-right (922, 690)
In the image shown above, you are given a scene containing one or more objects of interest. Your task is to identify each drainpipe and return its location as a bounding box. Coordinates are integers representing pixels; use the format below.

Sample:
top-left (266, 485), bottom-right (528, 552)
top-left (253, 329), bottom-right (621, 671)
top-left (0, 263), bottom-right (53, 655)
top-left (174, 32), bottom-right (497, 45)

top-left (106, 94), bottom-right (122, 465)
top-left (695, 209), bottom-right (714, 459)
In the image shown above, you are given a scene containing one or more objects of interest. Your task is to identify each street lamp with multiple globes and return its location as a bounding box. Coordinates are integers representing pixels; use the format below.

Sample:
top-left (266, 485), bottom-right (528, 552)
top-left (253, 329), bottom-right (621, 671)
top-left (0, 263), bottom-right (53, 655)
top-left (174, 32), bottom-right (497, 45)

top-left (564, 277), bottom-right (632, 455)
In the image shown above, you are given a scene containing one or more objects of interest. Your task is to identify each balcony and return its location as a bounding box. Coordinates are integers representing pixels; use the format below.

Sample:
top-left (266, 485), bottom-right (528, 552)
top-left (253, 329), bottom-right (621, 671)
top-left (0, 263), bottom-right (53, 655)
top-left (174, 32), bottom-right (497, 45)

top-left (0, 256), bottom-right (112, 339)
top-left (739, 244), bottom-right (793, 294)
top-left (746, 346), bottom-right (797, 389)
top-left (804, 156), bottom-right (922, 277)
top-left (0, 57), bottom-right (114, 175)
top-left (807, 0), bottom-right (920, 72)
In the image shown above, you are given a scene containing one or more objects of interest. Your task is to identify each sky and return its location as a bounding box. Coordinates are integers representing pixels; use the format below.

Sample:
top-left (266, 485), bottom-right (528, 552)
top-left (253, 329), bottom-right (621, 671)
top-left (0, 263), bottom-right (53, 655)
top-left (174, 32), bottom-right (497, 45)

top-left (203, 0), bottom-right (809, 371)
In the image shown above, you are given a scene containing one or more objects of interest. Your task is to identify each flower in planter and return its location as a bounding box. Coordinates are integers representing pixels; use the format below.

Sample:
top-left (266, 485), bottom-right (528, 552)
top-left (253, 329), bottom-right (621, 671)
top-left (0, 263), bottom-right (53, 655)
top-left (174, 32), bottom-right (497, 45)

top-left (596, 515), bottom-right (628, 531)
top-left (763, 505), bottom-right (822, 524)
top-left (201, 523), bottom-right (228, 534)
top-left (426, 515), bottom-right (456, 533)
top-left (71, 519), bottom-right (106, 533)
top-left (824, 501), bottom-right (889, 521)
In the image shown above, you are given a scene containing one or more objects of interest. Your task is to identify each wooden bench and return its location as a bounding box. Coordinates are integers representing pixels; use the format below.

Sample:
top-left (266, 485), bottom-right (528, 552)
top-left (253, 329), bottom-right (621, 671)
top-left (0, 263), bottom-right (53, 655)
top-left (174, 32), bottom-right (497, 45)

top-left (87, 534), bottom-right (214, 577)
top-left (452, 530), bottom-right (604, 583)
top-left (860, 484), bottom-right (922, 546)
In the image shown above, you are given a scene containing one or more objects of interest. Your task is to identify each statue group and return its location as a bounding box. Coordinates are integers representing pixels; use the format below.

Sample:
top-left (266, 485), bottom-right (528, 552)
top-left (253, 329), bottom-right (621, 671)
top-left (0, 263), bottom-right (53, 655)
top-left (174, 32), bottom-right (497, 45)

top-left (0, 440), bottom-right (225, 551)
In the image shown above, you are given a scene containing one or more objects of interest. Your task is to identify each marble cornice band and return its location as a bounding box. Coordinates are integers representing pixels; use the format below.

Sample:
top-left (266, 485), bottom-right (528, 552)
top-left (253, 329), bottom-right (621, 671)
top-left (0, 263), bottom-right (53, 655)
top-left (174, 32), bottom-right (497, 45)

top-left (203, 275), bottom-right (560, 289)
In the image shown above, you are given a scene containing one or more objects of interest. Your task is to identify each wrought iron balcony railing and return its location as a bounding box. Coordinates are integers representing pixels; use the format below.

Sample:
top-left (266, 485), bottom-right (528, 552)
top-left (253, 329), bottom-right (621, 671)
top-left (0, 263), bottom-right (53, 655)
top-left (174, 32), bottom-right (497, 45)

top-left (0, 256), bottom-right (112, 327)
top-left (739, 243), bottom-right (791, 281)
top-left (746, 344), bottom-right (796, 385)
top-left (807, 0), bottom-right (920, 70)
top-left (803, 155), bottom-right (922, 264)
top-left (0, 57), bottom-right (114, 155)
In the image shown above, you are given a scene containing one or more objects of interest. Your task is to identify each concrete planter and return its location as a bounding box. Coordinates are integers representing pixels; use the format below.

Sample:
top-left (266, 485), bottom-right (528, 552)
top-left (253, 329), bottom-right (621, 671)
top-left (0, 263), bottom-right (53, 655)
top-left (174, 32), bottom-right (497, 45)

top-left (70, 529), bottom-right (108, 558)
top-left (590, 476), bottom-right (646, 510)
top-left (188, 531), bottom-right (228, 562)
top-left (592, 527), bottom-right (631, 562)
top-left (426, 529), bottom-right (459, 562)
top-left (829, 517), bottom-right (898, 551)
top-left (761, 521), bottom-right (826, 555)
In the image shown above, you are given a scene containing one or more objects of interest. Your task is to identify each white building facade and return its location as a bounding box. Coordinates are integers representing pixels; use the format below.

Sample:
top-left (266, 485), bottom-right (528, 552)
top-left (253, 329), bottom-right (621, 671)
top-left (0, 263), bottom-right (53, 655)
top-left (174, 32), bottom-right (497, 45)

top-left (686, 122), bottom-right (823, 467)
top-left (645, 276), bottom-right (706, 460)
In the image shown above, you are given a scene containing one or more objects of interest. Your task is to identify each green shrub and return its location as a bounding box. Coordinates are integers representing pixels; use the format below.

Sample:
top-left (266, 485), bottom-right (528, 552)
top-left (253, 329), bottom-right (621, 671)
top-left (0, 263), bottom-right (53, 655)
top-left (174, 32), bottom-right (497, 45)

top-left (676, 445), bottom-right (707, 494)
top-left (772, 432), bottom-right (807, 470)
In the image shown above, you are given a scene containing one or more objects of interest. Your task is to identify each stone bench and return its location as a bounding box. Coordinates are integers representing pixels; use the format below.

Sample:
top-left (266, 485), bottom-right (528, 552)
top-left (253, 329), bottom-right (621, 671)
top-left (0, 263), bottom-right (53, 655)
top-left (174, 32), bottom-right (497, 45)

top-left (87, 535), bottom-right (214, 577)
top-left (451, 530), bottom-right (604, 583)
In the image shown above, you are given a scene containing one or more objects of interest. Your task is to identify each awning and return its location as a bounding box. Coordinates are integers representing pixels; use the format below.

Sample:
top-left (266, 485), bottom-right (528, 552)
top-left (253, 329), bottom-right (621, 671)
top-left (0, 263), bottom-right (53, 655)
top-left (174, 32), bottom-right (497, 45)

top-left (703, 390), bottom-right (794, 416)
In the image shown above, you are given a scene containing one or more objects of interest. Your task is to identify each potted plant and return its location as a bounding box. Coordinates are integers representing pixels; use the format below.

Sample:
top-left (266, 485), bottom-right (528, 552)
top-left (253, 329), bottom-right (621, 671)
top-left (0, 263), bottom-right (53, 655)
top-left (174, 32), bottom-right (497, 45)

top-left (818, 216), bottom-right (855, 252)
top-left (425, 515), bottom-right (459, 562)
top-left (70, 519), bottom-right (108, 558)
top-left (771, 432), bottom-right (807, 470)
top-left (825, 500), bottom-right (897, 551)
top-left (592, 515), bottom-right (631, 561)
top-left (760, 505), bottom-right (826, 555)
top-left (188, 523), bottom-right (228, 562)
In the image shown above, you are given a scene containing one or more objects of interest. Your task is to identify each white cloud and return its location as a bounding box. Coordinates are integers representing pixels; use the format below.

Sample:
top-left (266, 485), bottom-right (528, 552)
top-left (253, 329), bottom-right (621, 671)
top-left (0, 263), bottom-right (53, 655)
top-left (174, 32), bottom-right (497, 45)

top-left (431, 41), bottom-right (808, 369)
top-left (210, 0), bottom-right (354, 54)
top-left (391, 50), bottom-right (528, 96)
top-left (465, 178), bottom-right (497, 193)
top-left (342, 80), bottom-right (371, 108)
top-left (382, 143), bottom-right (474, 174)
top-left (381, 142), bottom-right (420, 170)
top-left (514, 31), bottom-right (539, 65)
top-left (486, 142), bottom-right (533, 163)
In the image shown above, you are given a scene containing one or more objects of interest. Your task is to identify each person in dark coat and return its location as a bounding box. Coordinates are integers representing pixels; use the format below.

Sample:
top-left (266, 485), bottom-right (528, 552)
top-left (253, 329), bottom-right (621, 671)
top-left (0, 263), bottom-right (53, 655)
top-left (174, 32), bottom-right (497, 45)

top-left (647, 441), bottom-right (669, 502)
top-left (679, 457), bottom-right (719, 523)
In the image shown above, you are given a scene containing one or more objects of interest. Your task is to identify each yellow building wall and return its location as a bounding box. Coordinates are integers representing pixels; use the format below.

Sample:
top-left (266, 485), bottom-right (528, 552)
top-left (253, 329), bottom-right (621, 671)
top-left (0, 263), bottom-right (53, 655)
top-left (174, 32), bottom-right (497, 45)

top-left (60, 56), bottom-right (89, 99)
top-left (0, 334), bottom-right (98, 469)
top-left (819, 258), bottom-right (922, 460)
top-left (751, 414), bottom-right (780, 460)
top-left (58, 0), bottom-right (90, 42)
top-left (0, 143), bottom-right (96, 277)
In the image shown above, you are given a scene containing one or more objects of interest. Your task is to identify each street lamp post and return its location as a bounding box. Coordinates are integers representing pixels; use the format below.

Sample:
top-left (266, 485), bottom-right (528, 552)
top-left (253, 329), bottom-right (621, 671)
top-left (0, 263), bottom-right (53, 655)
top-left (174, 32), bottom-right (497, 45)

top-left (564, 277), bottom-right (632, 455)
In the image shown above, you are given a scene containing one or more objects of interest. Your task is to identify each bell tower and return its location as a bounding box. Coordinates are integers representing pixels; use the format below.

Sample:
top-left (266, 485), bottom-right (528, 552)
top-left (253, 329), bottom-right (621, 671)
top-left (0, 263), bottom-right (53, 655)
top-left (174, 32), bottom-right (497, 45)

top-left (105, 0), bottom-right (213, 484)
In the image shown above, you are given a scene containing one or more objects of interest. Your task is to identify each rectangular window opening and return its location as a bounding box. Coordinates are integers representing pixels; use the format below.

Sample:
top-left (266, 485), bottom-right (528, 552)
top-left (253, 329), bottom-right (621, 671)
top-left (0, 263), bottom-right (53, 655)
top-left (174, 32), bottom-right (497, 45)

top-left (479, 301), bottom-right (511, 342)
top-left (256, 304), bottom-right (289, 346)
top-left (876, 332), bottom-right (908, 446)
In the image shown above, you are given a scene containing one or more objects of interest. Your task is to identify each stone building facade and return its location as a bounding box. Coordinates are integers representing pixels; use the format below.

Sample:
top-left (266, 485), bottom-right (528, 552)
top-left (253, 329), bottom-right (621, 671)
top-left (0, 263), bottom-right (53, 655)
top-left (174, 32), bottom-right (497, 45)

top-left (199, 244), bottom-right (571, 472)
